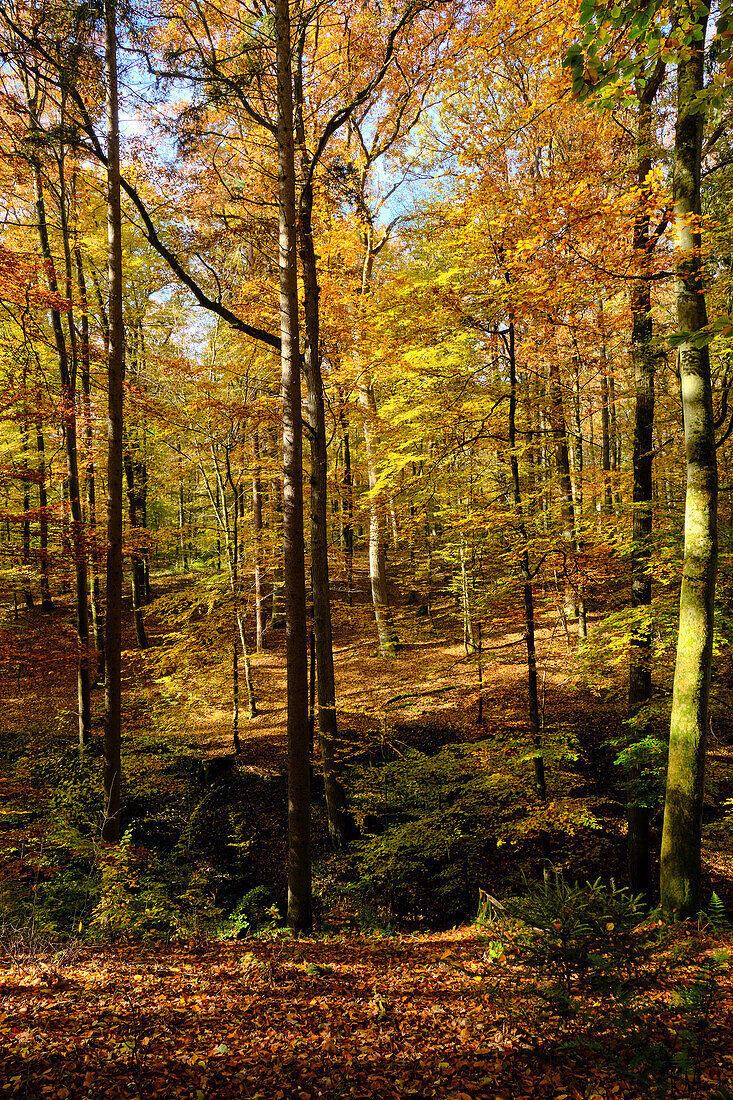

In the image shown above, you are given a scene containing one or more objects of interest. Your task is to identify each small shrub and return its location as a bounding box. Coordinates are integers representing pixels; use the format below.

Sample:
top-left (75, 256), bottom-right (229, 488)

top-left (502, 875), bottom-right (656, 1008)
top-left (90, 833), bottom-right (222, 941)
top-left (224, 886), bottom-right (275, 937)
top-left (347, 744), bottom-right (516, 923)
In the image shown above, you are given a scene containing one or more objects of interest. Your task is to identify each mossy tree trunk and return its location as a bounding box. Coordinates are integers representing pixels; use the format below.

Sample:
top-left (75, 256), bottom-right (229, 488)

top-left (660, 10), bottom-right (717, 920)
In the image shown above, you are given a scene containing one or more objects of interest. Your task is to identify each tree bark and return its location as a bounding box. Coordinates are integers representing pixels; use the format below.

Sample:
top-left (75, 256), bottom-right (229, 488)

top-left (34, 414), bottom-right (53, 612)
top-left (547, 356), bottom-right (578, 623)
top-left (598, 302), bottom-right (614, 516)
top-left (19, 417), bottom-right (34, 608)
top-left (627, 83), bottom-right (660, 903)
top-left (507, 310), bottom-right (549, 877)
top-left (276, 0), bottom-right (311, 931)
top-left (360, 378), bottom-right (400, 655)
top-left (252, 430), bottom-right (266, 651)
top-left (31, 159), bottom-right (91, 752)
top-left (222, 444), bottom-right (258, 728)
top-left (123, 446), bottom-right (148, 650)
top-left (298, 181), bottom-right (352, 847)
top-left (74, 246), bottom-right (105, 683)
top-left (661, 15), bottom-right (717, 919)
top-left (570, 344), bottom-right (587, 640)
top-left (338, 390), bottom-right (354, 604)
top-left (103, 0), bottom-right (124, 844)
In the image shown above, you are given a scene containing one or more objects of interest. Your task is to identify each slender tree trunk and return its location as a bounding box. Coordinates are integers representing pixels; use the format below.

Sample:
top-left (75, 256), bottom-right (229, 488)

top-left (360, 379), bottom-right (400, 655)
top-left (19, 419), bottom-right (34, 608)
top-left (34, 414), bottom-right (53, 611)
top-left (276, 0), bottom-right (311, 931)
top-left (598, 302), bottom-right (614, 516)
top-left (224, 446), bottom-right (258, 728)
top-left (103, 0), bottom-right (124, 843)
top-left (338, 390), bottom-right (354, 604)
top-left (141, 459), bottom-right (150, 603)
top-left (661, 18), bottom-right (717, 919)
top-left (233, 641), bottom-right (240, 755)
top-left (547, 356), bottom-right (578, 623)
top-left (269, 434), bottom-right (286, 629)
top-left (32, 160), bottom-right (91, 750)
top-left (252, 431), bottom-right (266, 651)
top-left (74, 247), bottom-right (105, 683)
top-left (609, 364), bottom-right (621, 507)
top-left (298, 178), bottom-right (352, 847)
top-left (239, 618), bottom-right (257, 720)
top-left (123, 447), bottom-right (148, 649)
top-left (570, 347), bottom-right (584, 513)
top-left (628, 87), bottom-right (659, 903)
top-left (571, 347), bottom-right (587, 640)
top-left (460, 523), bottom-right (476, 654)
top-left (567, 338), bottom-right (585, 642)
top-left (177, 447), bottom-right (187, 571)
top-left (508, 317), bottom-right (550, 879)
top-left (124, 328), bottom-right (149, 639)
top-left (224, 459), bottom-right (256, 745)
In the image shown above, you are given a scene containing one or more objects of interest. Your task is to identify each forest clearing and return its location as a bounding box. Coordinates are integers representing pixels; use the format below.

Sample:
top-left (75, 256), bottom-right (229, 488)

top-left (3, 0), bottom-right (733, 1093)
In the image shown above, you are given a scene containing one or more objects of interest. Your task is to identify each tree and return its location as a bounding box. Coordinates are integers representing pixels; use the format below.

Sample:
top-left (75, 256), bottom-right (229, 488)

top-left (1, 25), bottom-right (94, 751)
top-left (102, 0), bottom-right (124, 843)
top-left (272, 0), bottom-right (311, 931)
top-left (627, 60), bottom-right (666, 904)
top-left (660, 0), bottom-right (719, 919)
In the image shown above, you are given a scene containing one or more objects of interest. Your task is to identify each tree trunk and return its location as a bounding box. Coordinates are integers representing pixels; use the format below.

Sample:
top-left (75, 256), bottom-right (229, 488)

top-left (276, 0), bottom-right (311, 931)
top-left (570, 345), bottom-right (587, 639)
top-left (609, 368), bottom-right (621, 507)
top-left (32, 160), bottom-right (91, 751)
top-left (338, 390), bottom-right (354, 604)
top-left (74, 246), bottom-right (105, 684)
top-left (103, 0), bottom-right (124, 844)
top-left (460, 526), bottom-right (476, 654)
top-left (360, 379), bottom-right (400, 655)
top-left (34, 414), bottom-right (53, 612)
top-left (178, 453), bottom-right (188, 571)
top-left (547, 357), bottom-right (578, 623)
top-left (123, 447), bottom-right (148, 650)
top-left (661, 18), bottom-right (717, 920)
top-left (506, 317), bottom-right (550, 880)
top-left (627, 87), bottom-right (659, 903)
top-left (19, 419), bottom-right (34, 608)
top-left (298, 174), bottom-right (352, 848)
top-left (252, 430), bottom-right (266, 651)
top-left (232, 641), bottom-right (240, 755)
top-left (598, 303), bottom-right (614, 516)
top-left (224, 446), bottom-right (258, 728)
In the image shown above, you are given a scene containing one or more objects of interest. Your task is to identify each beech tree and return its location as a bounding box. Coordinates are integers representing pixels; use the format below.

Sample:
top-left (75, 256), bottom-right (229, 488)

top-left (660, 0), bottom-right (719, 919)
top-left (102, 0), bottom-right (124, 844)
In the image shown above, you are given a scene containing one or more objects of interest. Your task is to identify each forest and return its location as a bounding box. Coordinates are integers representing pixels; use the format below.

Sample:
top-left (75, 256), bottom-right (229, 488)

top-left (1, 0), bottom-right (733, 1095)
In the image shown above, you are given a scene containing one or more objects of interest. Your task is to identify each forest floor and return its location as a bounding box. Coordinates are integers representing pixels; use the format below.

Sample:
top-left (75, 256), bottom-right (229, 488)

top-left (3, 561), bottom-right (733, 1097)
top-left (1, 923), bottom-right (733, 1099)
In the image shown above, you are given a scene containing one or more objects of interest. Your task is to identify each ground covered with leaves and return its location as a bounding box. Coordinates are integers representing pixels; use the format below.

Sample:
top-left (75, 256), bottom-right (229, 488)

top-left (1, 922), bottom-right (733, 1099)
top-left (3, 562), bottom-right (733, 1096)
